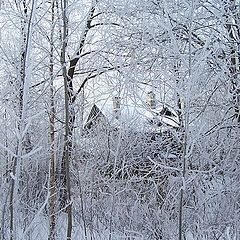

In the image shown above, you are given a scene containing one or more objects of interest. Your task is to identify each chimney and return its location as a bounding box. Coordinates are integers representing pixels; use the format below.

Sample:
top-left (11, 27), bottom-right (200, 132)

top-left (113, 96), bottom-right (121, 119)
top-left (146, 91), bottom-right (156, 109)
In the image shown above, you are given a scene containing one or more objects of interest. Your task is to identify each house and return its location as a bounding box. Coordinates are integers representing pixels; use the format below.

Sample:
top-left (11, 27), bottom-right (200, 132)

top-left (83, 90), bottom-right (180, 133)
top-left (78, 90), bottom-right (182, 206)
top-left (81, 90), bottom-right (182, 166)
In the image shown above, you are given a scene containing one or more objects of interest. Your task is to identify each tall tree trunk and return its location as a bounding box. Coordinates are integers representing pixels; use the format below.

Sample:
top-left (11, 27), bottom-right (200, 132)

top-left (59, 1), bottom-right (96, 209)
top-left (48, 0), bottom-right (56, 239)
top-left (178, 2), bottom-right (194, 238)
top-left (9, 0), bottom-right (28, 239)
top-left (61, 0), bottom-right (72, 238)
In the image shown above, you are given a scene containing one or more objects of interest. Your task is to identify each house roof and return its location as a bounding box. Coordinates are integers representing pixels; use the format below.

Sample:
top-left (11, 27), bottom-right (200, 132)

top-left (84, 104), bottom-right (108, 130)
top-left (83, 99), bottom-right (180, 133)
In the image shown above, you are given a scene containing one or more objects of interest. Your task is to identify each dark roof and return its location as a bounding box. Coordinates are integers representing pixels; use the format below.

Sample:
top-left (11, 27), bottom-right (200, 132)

top-left (84, 104), bottom-right (108, 130)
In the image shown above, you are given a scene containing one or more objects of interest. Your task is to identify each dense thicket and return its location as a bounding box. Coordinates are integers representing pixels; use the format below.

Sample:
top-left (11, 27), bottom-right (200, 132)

top-left (0, 0), bottom-right (239, 239)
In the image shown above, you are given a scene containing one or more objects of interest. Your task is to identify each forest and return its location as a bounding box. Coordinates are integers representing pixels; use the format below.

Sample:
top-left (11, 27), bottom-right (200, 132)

top-left (0, 0), bottom-right (239, 239)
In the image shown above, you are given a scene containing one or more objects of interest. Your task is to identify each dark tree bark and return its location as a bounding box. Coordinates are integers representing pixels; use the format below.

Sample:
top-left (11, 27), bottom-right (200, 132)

top-left (59, 3), bottom-right (96, 210)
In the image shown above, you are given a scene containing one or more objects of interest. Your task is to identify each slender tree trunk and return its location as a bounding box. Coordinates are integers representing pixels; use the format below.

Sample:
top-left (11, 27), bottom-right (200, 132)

top-left (178, 2), bottom-right (194, 239)
top-left (9, 0), bottom-right (32, 238)
top-left (48, 1), bottom-right (56, 239)
top-left (61, 0), bottom-right (72, 238)
top-left (59, 1), bottom-right (96, 209)
top-left (178, 132), bottom-right (187, 240)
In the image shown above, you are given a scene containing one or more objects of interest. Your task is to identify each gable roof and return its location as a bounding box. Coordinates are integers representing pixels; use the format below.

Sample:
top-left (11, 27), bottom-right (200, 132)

top-left (83, 100), bottom-right (180, 133)
top-left (84, 104), bottom-right (108, 130)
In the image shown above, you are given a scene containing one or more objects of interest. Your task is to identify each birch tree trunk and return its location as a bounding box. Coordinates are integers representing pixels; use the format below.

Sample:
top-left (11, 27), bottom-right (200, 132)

top-left (9, 0), bottom-right (36, 238)
top-left (48, 0), bottom-right (56, 239)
